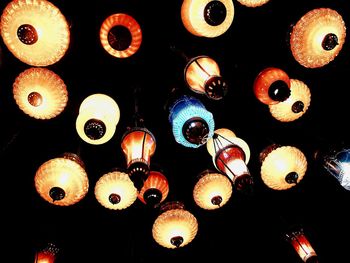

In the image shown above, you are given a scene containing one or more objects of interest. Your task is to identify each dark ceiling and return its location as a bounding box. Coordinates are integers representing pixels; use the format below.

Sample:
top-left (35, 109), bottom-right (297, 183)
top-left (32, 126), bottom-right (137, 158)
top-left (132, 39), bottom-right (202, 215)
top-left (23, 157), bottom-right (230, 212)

top-left (1, 0), bottom-right (350, 262)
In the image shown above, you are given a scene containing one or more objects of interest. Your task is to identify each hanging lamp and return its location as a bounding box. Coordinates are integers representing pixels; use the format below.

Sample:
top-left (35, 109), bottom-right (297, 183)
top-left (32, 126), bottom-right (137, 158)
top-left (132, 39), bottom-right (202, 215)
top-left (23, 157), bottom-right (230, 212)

top-left (34, 243), bottom-right (59, 263)
top-left (237, 0), bottom-right (270, 8)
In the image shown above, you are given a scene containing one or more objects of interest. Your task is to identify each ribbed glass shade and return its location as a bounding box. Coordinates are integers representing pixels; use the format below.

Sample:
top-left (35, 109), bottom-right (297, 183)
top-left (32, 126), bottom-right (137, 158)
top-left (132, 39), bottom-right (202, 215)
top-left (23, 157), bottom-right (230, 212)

top-left (237, 0), bottom-right (270, 7)
top-left (13, 67), bottom-right (68, 119)
top-left (138, 170), bottom-right (169, 206)
top-left (181, 0), bottom-right (234, 38)
top-left (285, 229), bottom-right (317, 263)
top-left (34, 153), bottom-right (89, 206)
top-left (100, 13), bottom-right (142, 58)
top-left (0, 0), bottom-right (70, 66)
top-left (35, 243), bottom-right (59, 263)
top-left (152, 201), bottom-right (198, 249)
top-left (193, 170), bottom-right (232, 210)
top-left (260, 145), bottom-right (307, 190)
top-left (94, 169), bottom-right (137, 210)
top-left (76, 93), bottom-right (120, 145)
top-left (290, 8), bottom-right (346, 68)
top-left (269, 79), bottom-right (311, 122)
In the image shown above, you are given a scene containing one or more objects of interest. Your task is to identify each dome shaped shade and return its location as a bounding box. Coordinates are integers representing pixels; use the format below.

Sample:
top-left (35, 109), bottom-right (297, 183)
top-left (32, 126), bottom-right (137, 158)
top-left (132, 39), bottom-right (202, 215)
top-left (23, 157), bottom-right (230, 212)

top-left (138, 170), bottom-right (169, 206)
top-left (237, 0), bottom-right (270, 7)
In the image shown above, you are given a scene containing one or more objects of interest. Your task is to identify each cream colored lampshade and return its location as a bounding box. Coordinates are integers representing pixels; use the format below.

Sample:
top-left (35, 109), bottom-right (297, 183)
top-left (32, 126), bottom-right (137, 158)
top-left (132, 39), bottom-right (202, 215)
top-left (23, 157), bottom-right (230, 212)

top-left (13, 67), bottom-right (68, 119)
top-left (290, 8), bottom-right (346, 68)
top-left (34, 153), bottom-right (89, 206)
top-left (76, 93), bottom-right (120, 145)
top-left (94, 169), bottom-right (138, 210)
top-left (0, 0), bottom-right (70, 66)
top-left (181, 0), bottom-right (234, 38)
top-left (269, 79), bottom-right (311, 122)
top-left (152, 201), bottom-right (198, 249)
top-left (100, 13), bottom-right (142, 58)
top-left (237, 0), bottom-right (270, 7)
top-left (206, 128), bottom-right (236, 157)
top-left (193, 170), bottom-right (232, 210)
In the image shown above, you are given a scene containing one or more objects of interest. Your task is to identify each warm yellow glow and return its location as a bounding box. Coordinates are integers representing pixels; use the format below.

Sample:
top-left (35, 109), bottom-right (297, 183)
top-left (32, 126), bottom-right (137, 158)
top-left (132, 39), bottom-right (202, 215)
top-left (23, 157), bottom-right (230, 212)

top-left (0, 0), bottom-right (70, 66)
top-left (260, 146), bottom-right (307, 190)
top-left (269, 79), bottom-right (311, 122)
top-left (215, 156), bottom-right (249, 182)
top-left (237, 0), bottom-right (270, 7)
top-left (181, 0), bottom-right (234, 38)
top-left (94, 170), bottom-right (137, 210)
top-left (290, 8), bottom-right (346, 68)
top-left (13, 67), bottom-right (68, 119)
top-left (206, 128), bottom-right (236, 157)
top-left (138, 170), bottom-right (169, 205)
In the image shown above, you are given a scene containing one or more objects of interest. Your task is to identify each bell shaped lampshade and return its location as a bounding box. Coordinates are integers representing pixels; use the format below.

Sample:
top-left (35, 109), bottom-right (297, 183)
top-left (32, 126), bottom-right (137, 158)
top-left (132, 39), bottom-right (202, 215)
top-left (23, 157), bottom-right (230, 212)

top-left (168, 95), bottom-right (215, 148)
top-left (269, 79), bottom-right (311, 122)
top-left (121, 127), bottom-right (156, 191)
top-left (185, 55), bottom-right (228, 100)
top-left (34, 153), bottom-right (89, 206)
top-left (94, 169), bottom-right (138, 210)
top-left (13, 67), bottom-right (68, 119)
top-left (76, 93), bottom-right (120, 145)
top-left (181, 0), bottom-right (234, 38)
top-left (193, 169), bottom-right (232, 210)
top-left (138, 170), bottom-right (169, 207)
top-left (35, 243), bottom-right (59, 263)
top-left (100, 13), bottom-right (142, 58)
top-left (290, 8), bottom-right (346, 68)
top-left (152, 201), bottom-right (198, 249)
top-left (253, 67), bottom-right (291, 105)
top-left (0, 0), bottom-right (70, 66)
top-left (237, 0), bottom-right (270, 7)
top-left (260, 144), bottom-right (307, 190)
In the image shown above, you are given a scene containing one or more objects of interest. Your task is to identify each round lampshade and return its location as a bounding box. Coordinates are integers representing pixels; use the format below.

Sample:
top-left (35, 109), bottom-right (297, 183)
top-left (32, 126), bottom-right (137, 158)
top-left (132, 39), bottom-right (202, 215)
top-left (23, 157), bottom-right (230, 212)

top-left (13, 67), bottom-right (68, 119)
top-left (290, 8), bottom-right (346, 68)
top-left (206, 128), bottom-right (236, 157)
top-left (237, 0), bottom-right (270, 7)
top-left (94, 169), bottom-right (138, 210)
top-left (269, 79), bottom-right (311, 122)
top-left (0, 0), bottom-right (70, 66)
top-left (181, 0), bottom-right (234, 38)
top-left (34, 153), bottom-right (89, 206)
top-left (100, 13), bottom-right (142, 58)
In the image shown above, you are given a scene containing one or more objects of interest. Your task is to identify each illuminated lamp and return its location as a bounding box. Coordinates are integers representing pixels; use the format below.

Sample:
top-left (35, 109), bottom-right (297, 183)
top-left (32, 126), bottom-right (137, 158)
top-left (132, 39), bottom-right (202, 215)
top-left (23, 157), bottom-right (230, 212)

top-left (100, 13), bottom-right (142, 58)
top-left (181, 0), bottom-right (234, 38)
top-left (289, 8), bottom-right (346, 68)
top-left (34, 243), bottom-right (59, 263)
top-left (206, 128), bottom-right (236, 157)
top-left (0, 0), bottom-right (70, 66)
top-left (237, 0), bottom-right (270, 8)
top-left (34, 153), bottom-right (89, 206)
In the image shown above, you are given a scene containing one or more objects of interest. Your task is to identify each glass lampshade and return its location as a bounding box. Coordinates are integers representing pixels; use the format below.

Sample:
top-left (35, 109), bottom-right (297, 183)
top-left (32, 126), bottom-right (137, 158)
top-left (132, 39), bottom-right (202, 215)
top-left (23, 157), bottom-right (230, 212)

top-left (260, 145), bottom-right (307, 190)
top-left (152, 201), bottom-right (198, 249)
top-left (34, 243), bottom-right (59, 263)
top-left (13, 67), bottom-right (68, 120)
top-left (34, 153), bottom-right (89, 206)
top-left (181, 0), bottom-right (234, 38)
top-left (76, 93), bottom-right (120, 145)
top-left (0, 0), bottom-right (70, 66)
top-left (237, 0), bottom-right (270, 7)
top-left (290, 8), bottom-right (346, 68)
top-left (193, 170), bottom-right (232, 210)
top-left (100, 13), bottom-right (142, 58)
top-left (185, 55), bottom-right (228, 100)
top-left (94, 169), bottom-right (138, 210)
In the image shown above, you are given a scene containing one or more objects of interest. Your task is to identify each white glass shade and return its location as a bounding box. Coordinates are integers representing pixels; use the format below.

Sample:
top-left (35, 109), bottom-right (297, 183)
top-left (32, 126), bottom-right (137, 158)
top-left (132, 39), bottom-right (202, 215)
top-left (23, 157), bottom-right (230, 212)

top-left (181, 0), bottom-right (234, 38)
top-left (94, 169), bottom-right (138, 210)
top-left (34, 153), bottom-right (89, 206)
top-left (285, 229), bottom-right (318, 262)
top-left (193, 170), bottom-right (232, 210)
top-left (237, 0), bottom-right (270, 7)
top-left (138, 170), bottom-right (169, 206)
top-left (206, 128), bottom-right (236, 157)
top-left (76, 93), bottom-right (120, 145)
top-left (13, 67), bottom-right (68, 119)
top-left (269, 79), bottom-right (311, 122)
top-left (0, 0), bottom-right (70, 66)
top-left (290, 8), bottom-right (346, 68)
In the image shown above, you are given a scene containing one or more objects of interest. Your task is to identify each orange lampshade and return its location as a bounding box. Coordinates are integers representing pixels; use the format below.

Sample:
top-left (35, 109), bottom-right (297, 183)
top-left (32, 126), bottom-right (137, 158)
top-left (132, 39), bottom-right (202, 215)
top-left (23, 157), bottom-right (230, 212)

top-left (13, 67), bottom-right (68, 119)
top-left (237, 0), bottom-right (270, 7)
top-left (34, 243), bottom-right (59, 263)
top-left (100, 13), bottom-right (142, 58)
top-left (34, 153), bottom-right (89, 206)
top-left (181, 0), bottom-right (234, 38)
top-left (290, 8), bottom-right (346, 68)
top-left (0, 0), bottom-right (70, 66)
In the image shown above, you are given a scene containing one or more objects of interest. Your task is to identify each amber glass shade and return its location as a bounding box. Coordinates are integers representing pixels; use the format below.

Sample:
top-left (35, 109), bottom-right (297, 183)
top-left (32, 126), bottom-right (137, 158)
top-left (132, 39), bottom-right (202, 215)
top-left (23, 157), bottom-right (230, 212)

top-left (237, 0), bottom-right (270, 7)
top-left (181, 0), bottom-right (234, 38)
top-left (260, 145), bottom-right (307, 190)
top-left (94, 169), bottom-right (138, 210)
top-left (34, 153), bottom-right (89, 206)
top-left (76, 93), bottom-right (120, 145)
top-left (13, 67), bottom-right (68, 119)
top-left (34, 243), bottom-right (59, 263)
top-left (285, 229), bottom-right (318, 262)
top-left (152, 201), bottom-right (198, 249)
top-left (290, 8), bottom-right (346, 68)
top-left (0, 0), bottom-right (70, 66)
top-left (100, 13), bottom-right (142, 58)
top-left (269, 79), bottom-right (311, 122)
top-left (193, 170), bottom-right (232, 210)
